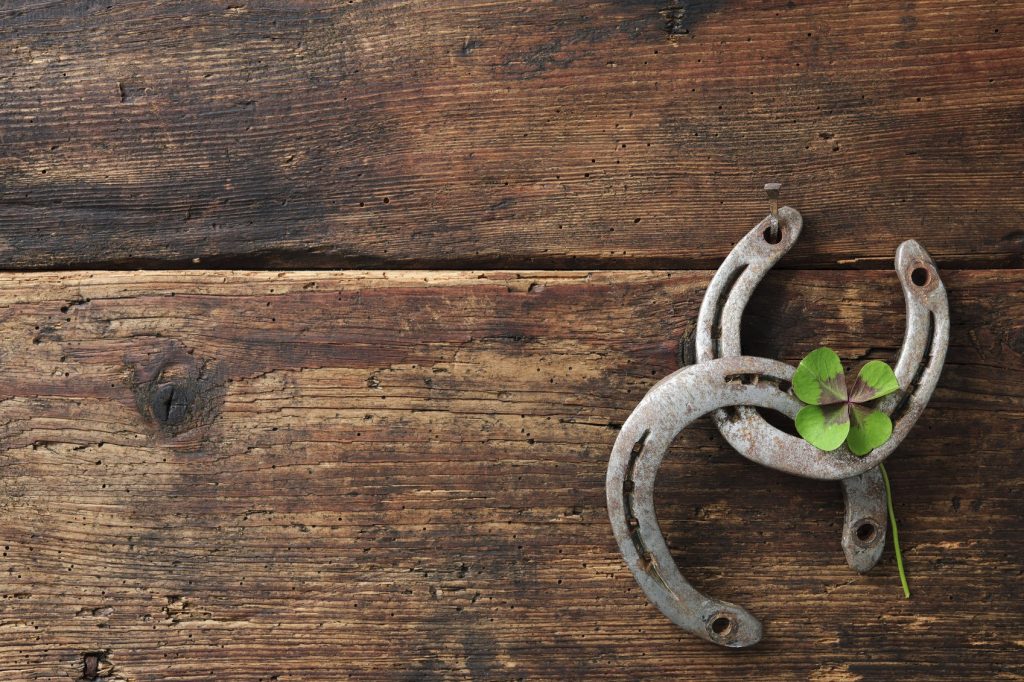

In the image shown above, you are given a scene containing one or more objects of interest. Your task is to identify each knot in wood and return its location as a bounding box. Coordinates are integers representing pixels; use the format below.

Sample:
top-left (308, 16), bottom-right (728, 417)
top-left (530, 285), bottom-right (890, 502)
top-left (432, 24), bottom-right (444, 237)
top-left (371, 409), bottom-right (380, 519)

top-left (129, 343), bottom-right (221, 437)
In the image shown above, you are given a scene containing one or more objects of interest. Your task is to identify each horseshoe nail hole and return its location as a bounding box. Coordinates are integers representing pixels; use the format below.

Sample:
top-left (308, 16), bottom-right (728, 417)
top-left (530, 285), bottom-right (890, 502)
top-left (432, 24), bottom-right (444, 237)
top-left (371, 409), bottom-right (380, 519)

top-left (710, 616), bottom-right (734, 637)
top-left (910, 267), bottom-right (930, 287)
top-left (855, 521), bottom-right (879, 544)
top-left (762, 225), bottom-right (783, 245)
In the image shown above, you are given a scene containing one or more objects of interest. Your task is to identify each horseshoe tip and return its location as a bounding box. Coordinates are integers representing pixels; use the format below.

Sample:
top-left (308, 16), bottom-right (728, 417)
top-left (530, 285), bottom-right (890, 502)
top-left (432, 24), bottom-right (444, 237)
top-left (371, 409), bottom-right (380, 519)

top-left (751, 206), bottom-right (802, 251)
top-left (896, 239), bottom-right (933, 263)
top-left (703, 604), bottom-right (764, 648)
top-left (895, 240), bottom-right (943, 292)
top-left (843, 531), bottom-right (887, 574)
top-left (777, 205), bottom-right (803, 236)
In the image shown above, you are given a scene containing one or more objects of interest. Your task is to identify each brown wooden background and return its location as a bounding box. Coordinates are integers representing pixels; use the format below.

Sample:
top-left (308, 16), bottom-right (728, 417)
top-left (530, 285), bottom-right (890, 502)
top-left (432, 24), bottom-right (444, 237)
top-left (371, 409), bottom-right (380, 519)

top-left (0, 1), bottom-right (1021, 680)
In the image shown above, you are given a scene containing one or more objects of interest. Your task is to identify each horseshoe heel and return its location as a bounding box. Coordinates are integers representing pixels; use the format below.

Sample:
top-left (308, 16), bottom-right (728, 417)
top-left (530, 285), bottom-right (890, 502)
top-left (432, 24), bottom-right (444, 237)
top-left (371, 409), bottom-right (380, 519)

top-left (607, 357), bottom-right (803, 647)
top-left (693, 211), bottom-right (949, 481)
top-left (839, 468), bottom-right (887, 572)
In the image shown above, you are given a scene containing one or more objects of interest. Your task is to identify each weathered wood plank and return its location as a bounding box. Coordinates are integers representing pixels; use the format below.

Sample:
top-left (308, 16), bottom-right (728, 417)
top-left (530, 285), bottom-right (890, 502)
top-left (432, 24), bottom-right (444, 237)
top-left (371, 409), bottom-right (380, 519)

top-left (0, 1), bottom-right (1022, 269)
top-left (0, 269), bottom-right (1019, 680)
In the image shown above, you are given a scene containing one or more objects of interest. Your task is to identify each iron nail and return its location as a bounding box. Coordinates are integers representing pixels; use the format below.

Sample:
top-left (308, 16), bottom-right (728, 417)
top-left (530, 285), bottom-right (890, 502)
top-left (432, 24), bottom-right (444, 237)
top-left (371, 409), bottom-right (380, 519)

top-left (764, 182), bottom-right (782, 239)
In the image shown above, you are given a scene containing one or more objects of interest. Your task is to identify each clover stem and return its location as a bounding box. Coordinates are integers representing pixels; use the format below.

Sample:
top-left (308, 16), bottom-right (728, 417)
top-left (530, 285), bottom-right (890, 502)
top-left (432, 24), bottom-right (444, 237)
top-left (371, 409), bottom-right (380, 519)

top-left (879, 463), bottom-right (910, 598)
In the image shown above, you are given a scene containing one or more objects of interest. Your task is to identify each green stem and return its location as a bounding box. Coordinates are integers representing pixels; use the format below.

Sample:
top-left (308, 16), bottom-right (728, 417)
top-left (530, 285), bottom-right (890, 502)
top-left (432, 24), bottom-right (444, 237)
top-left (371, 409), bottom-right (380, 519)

top-left (879, 463), bottom-right (910, 598)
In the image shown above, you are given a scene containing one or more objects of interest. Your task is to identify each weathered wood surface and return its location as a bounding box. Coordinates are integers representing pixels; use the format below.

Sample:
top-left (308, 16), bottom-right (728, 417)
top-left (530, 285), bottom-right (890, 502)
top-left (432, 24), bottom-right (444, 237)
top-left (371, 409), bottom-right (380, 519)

top-left (1, 0), bottom-right (1022, 269)
top-left (0, 270), bottom-right (1019, 680)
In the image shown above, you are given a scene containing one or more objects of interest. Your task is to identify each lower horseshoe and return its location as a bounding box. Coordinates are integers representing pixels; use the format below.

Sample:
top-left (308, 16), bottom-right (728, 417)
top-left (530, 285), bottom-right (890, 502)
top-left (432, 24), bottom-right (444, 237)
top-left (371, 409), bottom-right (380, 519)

top-left (608, 356), bottom-right (826, 647)
top-left (694, 207), bottom-right (949, 572)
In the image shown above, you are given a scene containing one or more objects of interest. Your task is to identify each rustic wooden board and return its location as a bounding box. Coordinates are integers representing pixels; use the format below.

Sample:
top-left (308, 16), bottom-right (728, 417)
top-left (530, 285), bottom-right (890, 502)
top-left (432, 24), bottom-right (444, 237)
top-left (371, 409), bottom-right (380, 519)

top-left (0, 269), bottom-right (1019, 680)
top-left (1, 0), bottom-right (1022, 269)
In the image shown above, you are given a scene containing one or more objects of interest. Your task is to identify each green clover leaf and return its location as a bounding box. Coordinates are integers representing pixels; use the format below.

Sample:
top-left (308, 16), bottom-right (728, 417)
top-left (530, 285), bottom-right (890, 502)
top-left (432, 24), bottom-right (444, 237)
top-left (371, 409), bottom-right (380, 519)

top-left (792, 347), bottom-right (900, 455)
top-left (792, 347), bottom-right (847, 405)
top-left (791, 347), bottom-right (910, 598)
top-left (795, 404), bottom-right (849, 452)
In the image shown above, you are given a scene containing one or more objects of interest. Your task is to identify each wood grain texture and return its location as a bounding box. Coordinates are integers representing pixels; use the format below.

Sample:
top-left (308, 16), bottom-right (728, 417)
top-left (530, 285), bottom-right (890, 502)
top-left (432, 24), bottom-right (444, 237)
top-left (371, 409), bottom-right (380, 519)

top-left (0, 0), bottom-right (1022, 269)
top-left (0, 269), bottom-right (1019, 680)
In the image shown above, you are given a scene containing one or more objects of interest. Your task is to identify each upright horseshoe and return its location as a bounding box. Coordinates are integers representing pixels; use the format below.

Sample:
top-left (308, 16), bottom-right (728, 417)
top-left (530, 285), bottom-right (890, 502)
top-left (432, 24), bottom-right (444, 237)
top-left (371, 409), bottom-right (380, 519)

top-left (606, 210), bottom-right (949, 647)
top-left (694, 208), bottom-right (949, 572)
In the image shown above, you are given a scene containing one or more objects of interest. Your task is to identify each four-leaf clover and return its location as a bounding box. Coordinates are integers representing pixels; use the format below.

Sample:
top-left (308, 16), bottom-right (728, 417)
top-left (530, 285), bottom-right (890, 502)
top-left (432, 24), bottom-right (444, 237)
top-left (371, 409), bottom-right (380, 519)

top-left (793, 347), bottom-right (901, 455)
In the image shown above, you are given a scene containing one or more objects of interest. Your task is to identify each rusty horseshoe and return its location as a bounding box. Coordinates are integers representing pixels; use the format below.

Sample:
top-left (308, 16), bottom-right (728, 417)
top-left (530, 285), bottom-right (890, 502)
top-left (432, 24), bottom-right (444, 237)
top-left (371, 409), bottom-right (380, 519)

top-left (606, 206), bottom-right (949, 647)
top-left (695, 207), bottom-right (949, 572)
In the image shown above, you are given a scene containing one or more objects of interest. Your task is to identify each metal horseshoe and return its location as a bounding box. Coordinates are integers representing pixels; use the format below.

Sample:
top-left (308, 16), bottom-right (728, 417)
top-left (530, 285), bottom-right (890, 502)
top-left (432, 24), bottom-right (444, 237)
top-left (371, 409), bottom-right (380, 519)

top-left (606, 207), bottom-right (949, 647)
top-left (695, 207), bottom-right (949, 573)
